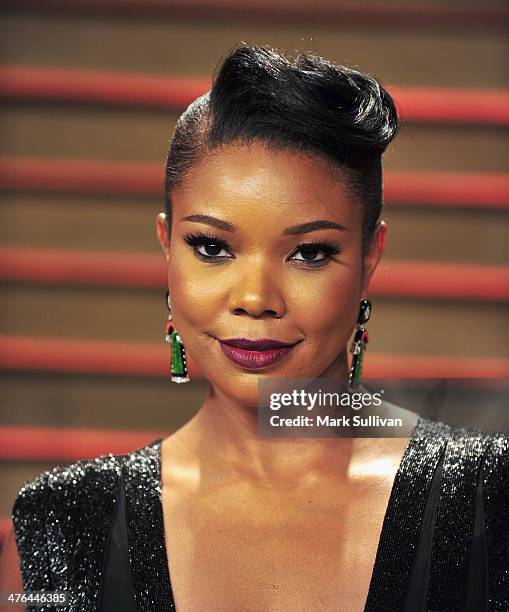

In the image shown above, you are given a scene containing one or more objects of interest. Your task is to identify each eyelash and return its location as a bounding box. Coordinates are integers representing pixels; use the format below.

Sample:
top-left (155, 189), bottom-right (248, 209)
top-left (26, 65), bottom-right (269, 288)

top-left (183, 231), bottom-right (342, 267)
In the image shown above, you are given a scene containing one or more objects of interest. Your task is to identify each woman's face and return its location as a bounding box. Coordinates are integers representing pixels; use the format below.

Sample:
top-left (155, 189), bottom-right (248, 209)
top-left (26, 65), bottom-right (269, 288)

top-left (157, 142), bottom-right (386, 407)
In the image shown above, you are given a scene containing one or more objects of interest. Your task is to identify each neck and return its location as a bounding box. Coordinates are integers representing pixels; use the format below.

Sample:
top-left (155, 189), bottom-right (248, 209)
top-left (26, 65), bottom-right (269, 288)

top-left (170, 349), bottom-right (377, 488)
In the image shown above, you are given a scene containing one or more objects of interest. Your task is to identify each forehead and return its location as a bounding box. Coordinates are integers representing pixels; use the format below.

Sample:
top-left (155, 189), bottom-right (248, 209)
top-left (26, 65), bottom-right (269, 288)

top-left (172, 142), bottom-right (361, 228)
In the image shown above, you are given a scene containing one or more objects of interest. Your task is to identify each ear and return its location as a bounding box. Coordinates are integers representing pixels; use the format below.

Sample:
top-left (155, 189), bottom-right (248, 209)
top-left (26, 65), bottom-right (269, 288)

top-left (361, 220), bottom-right (388, 296)
top-left (156, 212), bottom-right (170, 262)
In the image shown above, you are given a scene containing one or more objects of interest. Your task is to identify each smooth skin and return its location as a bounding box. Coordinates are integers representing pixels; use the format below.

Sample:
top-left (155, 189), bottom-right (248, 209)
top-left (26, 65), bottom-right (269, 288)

top-left (155, 142), bottom-right (417, 611)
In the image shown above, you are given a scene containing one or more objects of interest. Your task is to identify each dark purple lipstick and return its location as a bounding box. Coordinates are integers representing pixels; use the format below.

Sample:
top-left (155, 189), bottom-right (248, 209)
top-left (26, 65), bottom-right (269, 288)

top-left (217, 337), bottom-right (299, 369)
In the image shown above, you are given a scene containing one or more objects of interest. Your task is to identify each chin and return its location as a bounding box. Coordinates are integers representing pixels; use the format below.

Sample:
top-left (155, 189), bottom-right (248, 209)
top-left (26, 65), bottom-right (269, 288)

top-left (227, 375), bottom-right (267, 408)
top-left (206, 371), bottom-right (275, 409)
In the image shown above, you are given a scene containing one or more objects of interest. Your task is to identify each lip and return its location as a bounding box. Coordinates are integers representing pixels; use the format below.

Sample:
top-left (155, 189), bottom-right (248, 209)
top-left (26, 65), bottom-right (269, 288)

top-left (217, 337), bottom-right (300, 369)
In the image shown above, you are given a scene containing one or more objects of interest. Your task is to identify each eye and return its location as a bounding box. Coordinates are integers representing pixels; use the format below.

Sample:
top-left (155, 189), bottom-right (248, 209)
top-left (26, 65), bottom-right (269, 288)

top-left (184, 232), bottom-right (233, 261)
top-left (289, 241), bottom-right (342, 266)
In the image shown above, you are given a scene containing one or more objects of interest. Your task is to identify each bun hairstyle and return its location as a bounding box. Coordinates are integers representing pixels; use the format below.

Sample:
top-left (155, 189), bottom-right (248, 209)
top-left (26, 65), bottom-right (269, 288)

top-left (164, 44), bottom-right (401, 256)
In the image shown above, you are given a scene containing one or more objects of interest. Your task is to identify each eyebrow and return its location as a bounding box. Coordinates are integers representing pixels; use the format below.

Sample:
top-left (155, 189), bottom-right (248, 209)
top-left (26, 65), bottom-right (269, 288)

top-left (180, 214), bottom-right (236, 232)
top-left (180, 214), bottom-right (349, 234)
top-left (284, 220), bottom-right (349, 235)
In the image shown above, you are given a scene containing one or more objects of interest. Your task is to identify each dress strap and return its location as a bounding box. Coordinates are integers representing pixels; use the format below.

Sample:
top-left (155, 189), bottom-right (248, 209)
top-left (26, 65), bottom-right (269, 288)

top-left (482, 431), bottom-right (509, 608)
top-left (364, 416), bottom-right (448, 611)
top-left (426, 425), bottom-right (492, 610)
top-left (123, 438), bottom-right (177, 611)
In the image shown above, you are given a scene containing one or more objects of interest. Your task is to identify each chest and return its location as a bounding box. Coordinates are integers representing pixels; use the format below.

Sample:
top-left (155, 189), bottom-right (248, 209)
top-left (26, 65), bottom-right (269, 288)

top-left (161, 480), bottom-right (394, 612)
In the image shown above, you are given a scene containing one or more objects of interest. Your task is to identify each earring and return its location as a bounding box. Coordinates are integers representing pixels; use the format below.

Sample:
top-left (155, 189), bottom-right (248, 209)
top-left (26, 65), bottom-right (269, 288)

top-left (348, 299), bottom-right (372, 390)
top-left (164, 290), bottom-right (190, 383)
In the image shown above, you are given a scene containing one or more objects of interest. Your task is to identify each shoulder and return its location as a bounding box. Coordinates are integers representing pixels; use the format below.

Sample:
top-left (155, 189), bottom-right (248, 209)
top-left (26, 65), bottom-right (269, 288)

top-left (415, 415), bottom-right (509, 482)
top-left (11, 452), bottom-right (123, 592)
top-left (12, 451), bottom-right (124, 523)
top-left (11, 442), bottom-right (161, 592)
top-left (416, 413), bottom-right (509, 445)
top-left (12, 437), bottom-right (163, 522)
top-left (427, 415), bottom-right (509, 448)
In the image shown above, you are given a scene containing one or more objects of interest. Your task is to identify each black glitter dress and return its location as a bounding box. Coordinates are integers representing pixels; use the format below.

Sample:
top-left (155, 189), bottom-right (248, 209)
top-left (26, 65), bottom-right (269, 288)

top-left (12, 415), bottom-right (509, 611)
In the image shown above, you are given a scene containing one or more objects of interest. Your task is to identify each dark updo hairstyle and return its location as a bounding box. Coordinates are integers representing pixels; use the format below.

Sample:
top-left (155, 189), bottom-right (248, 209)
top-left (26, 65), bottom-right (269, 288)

top-left (164, 44), bottom-right (401, 256)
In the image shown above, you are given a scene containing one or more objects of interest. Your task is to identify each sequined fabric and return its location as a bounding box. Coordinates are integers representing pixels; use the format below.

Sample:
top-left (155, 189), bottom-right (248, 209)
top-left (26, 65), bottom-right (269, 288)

top-left (123, 440), bottom-right (176, 611)
top-left (482, 433), bottom-right (509, 609)
top-left (364, 416), bottom-right (448, 611)
top-left (12, 455), bottom-right (121, 611)
top-left (365, 417), bottom-right (509, 611)
top-left (426, 426), bottom-right (492, 611)
top-left (12, 416), bottom-right (509, 611)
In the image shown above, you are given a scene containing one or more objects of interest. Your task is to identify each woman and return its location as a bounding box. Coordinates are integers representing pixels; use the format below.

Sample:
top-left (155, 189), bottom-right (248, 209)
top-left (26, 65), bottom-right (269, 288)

top-left (1, 45), bottom-right (508, 612)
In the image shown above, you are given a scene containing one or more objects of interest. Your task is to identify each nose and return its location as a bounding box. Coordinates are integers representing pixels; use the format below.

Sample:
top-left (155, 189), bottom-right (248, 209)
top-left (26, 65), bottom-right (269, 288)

top-left (226, 256), bottom-right (286, 319)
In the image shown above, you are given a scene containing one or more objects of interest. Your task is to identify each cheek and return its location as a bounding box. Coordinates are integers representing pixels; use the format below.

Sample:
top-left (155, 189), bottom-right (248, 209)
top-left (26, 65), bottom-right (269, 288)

top-left (288, 268), bottom-right (362, 342)
top-left (167, 247), bottom-right (225, 329)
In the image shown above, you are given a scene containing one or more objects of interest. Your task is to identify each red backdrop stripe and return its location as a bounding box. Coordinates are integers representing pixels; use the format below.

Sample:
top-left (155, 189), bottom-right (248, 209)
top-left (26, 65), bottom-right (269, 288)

top-left (0, 66), bottom-right (508, 125)
top-left (1, 156), bottom-right (507, 208)
top-left (1, 335), bottom-right (508, 379)
top-left (1, 247), bottom-right (508, 300)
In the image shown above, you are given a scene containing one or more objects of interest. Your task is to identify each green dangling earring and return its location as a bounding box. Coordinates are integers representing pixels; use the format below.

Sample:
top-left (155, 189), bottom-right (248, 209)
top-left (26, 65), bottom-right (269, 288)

top-left (348, 299), bottom-right (372, 390)
top-left (164, 290), bottom-right (190, 384)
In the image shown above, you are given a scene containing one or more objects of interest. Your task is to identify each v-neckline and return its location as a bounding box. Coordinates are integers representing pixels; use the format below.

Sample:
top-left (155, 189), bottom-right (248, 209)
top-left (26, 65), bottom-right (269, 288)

top-left (124, 415), bottom-right (447, 611)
